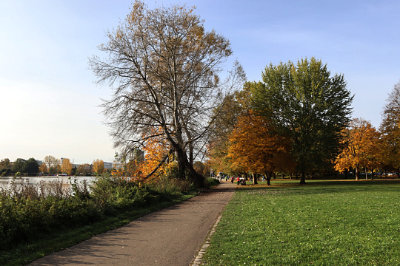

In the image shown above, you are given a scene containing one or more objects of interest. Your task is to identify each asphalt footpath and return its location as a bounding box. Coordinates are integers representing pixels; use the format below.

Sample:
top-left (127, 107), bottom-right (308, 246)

top-left (30, 182), bottom-right (235, 266)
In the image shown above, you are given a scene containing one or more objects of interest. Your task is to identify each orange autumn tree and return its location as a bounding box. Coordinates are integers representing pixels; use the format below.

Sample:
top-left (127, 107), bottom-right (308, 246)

top-left (228, 112), bottom-right (292, 185)
top-left (61, 158), bottom-right (73, 175)
top-left (39, 163), bottom-right (48, 175)
top-left (334, 118), bottom-right (381, 180)
top-left (92, 159), bottom-right (105, 175)
top-left (138, 127), bottom-right (170, 182)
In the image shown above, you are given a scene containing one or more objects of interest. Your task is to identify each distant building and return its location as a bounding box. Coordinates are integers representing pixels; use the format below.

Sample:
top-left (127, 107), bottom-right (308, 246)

top-left (113, 162), bottom-right (123, 170)
top-left (104, 162), bottom-right (113, 170)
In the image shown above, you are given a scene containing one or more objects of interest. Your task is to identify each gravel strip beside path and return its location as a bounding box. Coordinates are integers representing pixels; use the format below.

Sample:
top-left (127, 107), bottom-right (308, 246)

top-left (30, 182), bottom-right (235, 266)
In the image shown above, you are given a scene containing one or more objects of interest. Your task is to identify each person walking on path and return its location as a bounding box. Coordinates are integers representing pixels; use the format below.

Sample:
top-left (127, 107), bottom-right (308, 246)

top-left (30, 182), bottom-right (235, 266)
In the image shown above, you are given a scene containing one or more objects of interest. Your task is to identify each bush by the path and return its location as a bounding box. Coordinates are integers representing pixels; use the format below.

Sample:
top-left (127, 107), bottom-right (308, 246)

top-left (0, 176), bottom-right (194, 250)
top-left (205, 177), bottom-right (220, 188)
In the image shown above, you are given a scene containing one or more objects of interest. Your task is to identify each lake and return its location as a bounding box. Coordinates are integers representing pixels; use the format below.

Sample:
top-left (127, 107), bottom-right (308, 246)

top-left (0, 176), bottom-right (98, 191)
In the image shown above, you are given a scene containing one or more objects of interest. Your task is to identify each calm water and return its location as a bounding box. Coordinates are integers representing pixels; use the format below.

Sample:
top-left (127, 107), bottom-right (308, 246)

top-left (0, 176), bottom-right (98, 190)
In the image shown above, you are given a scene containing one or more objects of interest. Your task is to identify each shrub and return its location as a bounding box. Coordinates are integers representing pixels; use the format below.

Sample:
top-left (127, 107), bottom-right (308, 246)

top-left (0, 176), bottom-right (188, 250)
top-left (150, 175), bottom-right (193, 195)
top-left (205, 177), bottom-right (220, 188)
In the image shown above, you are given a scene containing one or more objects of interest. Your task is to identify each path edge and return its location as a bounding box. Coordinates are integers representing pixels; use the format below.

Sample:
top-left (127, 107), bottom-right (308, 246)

top-left (191, 213), bottom-right (223, 265)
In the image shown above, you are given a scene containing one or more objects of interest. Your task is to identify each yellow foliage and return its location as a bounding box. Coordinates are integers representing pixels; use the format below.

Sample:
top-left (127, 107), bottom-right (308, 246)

top-left (228, 112), bottom-right (293, 175)
top-left (334, 119), bottom-right (382, 177)
top-left (138, 127), bottom-right (170, 182)
top-left (93, 159), bottom-right (104, 175)
top-left (39, 163), bottom-right (48, 174)
top-left (61, 158), bottom-right (72, 175)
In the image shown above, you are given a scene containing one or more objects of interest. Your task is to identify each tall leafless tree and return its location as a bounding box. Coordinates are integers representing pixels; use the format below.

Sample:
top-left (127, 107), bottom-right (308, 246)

top-left (90, 1), bottom-right (239, 186)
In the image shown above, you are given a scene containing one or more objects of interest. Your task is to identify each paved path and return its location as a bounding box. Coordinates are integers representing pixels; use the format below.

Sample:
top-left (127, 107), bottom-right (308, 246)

top-left (31, 182), bottom-right (235, 266)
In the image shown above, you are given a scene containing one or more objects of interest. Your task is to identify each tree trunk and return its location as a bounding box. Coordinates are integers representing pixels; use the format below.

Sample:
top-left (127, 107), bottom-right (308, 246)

top-left (355, 167), bottom-right (359, 181)
top-left (300, 171), bottom-right (306, 184)
top-left (187, 161), bottom-right (204, 187)
top-left (183, 126), bottom-right (194, 167)
top-left (175, 145), bottom-right (204, 187)
top-left (365, 167), bottom-right (368, 180)
top-left (252, 173), bottom-right (258, 185)
top-left (265, 172), bottom-right (271, 186)
top-left (189, 143), bottom-right (194, 167)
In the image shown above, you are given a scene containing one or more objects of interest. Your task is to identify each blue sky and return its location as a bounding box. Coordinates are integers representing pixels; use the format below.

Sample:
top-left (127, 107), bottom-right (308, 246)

top-left (0, 0), bottom-right (399, 163)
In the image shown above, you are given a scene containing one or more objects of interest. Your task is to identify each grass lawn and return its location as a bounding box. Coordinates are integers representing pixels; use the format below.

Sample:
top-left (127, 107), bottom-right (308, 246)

top-left (203, 180), bottom-right (400, 265)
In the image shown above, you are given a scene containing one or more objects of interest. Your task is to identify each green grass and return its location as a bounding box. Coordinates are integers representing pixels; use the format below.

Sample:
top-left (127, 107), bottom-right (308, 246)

top-left (203, 180), bottom-right (400, 265)
top-left (0, 193), bottom-right (195, 266)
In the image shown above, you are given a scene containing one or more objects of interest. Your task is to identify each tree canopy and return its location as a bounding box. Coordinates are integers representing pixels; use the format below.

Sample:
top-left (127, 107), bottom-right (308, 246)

top-left (90, 0), bottom-right (238, 186)
top-left (251, 58), bottom-right (353, 183)
top-left (228, 112), bottom-right (293, 184)
top-left (380, 82), bottom-right (400, 171)
top-left (207, 89), bottom-right (249, 174)
top-left (334, 118), bottom-right (381, 180)
top-left (61, 158), bottom-right (73, 175)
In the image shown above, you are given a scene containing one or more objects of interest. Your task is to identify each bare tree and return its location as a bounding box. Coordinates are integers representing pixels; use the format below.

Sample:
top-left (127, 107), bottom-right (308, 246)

top-left (43, 155), bottom-right (59, 170)
top-left (90, 1), bottom-right (237, 186)
top-left (380, 81), bottom-right (400, 171)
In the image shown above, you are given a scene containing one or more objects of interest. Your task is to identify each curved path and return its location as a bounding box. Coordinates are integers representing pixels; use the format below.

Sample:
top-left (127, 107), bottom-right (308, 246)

top-left (31, 182), bottom-right (235, 266)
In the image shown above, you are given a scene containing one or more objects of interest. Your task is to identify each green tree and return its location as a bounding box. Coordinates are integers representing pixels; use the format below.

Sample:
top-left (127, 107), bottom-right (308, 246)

top-left (25, 158), bottom-right (39, 176)
top-left (252, 58), bottom-right (353, 184)
top-left (207, 87), bottom-right (249, 174)
top-left (208, 94), bottom-right (241, 174)
top-left (0, 158), bottom-right (11, 176)
top-left (12, 158), bottom-right (27, 175)
top-left (71, 166), bottom-right (77, 176)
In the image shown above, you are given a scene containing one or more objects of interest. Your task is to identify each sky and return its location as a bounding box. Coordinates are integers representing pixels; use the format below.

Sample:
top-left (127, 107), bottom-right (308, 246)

top-left (0, 0), bottom-right (399, 164)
